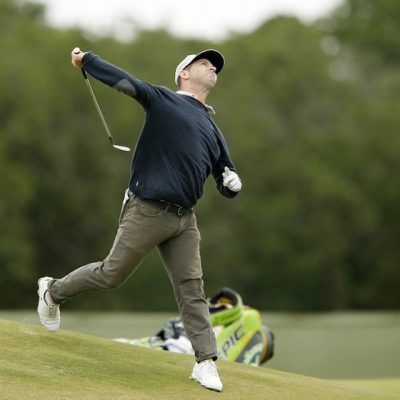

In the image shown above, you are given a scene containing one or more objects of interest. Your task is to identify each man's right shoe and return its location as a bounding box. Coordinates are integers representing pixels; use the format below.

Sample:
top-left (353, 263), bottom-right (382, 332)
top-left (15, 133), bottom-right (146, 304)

top-left (191, 359), bottom-right (223, 392)
top-left (37, 277), bottom-right (60, 332)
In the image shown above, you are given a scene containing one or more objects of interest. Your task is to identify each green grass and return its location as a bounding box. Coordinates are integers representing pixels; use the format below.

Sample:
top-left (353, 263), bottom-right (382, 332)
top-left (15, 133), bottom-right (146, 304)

top-left (3, 310), bottom-right (400, 379)
top-left (263, 312), bottom-right (400, 378)
top-left (1, 320), bottom-right (400, 400)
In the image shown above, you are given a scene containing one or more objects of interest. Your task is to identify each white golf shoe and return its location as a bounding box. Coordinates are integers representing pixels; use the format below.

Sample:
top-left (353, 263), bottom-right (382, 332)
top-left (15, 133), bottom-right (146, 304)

top-left (191, 359), bottom-right (223, 392)
top-left (37, 277), bottom-right (60, 332)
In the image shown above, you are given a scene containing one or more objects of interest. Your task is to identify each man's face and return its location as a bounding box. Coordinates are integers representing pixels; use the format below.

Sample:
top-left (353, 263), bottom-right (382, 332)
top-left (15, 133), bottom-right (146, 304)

top-left (185, 58), bottom-right (218, 88)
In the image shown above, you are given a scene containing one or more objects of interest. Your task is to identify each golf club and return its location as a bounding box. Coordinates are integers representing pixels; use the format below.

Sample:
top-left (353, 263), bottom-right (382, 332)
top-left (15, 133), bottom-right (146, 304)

top-left (74, 48), bottom-right (130, 152)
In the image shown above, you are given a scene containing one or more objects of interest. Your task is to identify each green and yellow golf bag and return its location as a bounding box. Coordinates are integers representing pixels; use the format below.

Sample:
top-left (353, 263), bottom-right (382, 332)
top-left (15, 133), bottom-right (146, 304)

top-left (114, 287), bottom-right (274, 366)
top-left (209, 287), bottom-right (274, 366)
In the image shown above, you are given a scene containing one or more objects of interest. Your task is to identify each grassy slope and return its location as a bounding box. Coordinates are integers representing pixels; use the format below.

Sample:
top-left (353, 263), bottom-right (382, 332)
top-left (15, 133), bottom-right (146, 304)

top-left (3, 310), bottom-right (400, 379)
top-left (0, 320), bottom-right (399, 400)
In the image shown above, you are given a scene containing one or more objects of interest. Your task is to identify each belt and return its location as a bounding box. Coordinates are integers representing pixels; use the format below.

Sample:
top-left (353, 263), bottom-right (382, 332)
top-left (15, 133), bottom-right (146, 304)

top-left (157, 200), bottom-right (193, 216)
top-left (130, 193), bottom-right (193, 216)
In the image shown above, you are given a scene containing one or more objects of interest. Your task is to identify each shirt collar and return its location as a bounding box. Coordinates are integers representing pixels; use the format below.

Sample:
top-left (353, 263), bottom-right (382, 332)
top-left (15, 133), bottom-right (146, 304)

top-left (177, 90), bottom-right (216, 114)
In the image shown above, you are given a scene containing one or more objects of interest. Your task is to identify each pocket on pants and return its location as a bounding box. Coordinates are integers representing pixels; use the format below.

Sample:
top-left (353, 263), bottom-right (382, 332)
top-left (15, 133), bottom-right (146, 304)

top-left (135, 199), bottom-right (163, 217)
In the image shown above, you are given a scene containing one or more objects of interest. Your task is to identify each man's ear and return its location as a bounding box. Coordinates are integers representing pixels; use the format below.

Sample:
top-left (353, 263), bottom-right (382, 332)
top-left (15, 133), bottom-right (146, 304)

top-left (180, 69), bottom-right (190, 82)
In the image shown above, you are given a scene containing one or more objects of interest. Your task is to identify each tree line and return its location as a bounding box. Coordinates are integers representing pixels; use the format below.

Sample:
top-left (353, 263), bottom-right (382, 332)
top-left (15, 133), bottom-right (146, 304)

top-left (1, 0), bottom-right (399, 311)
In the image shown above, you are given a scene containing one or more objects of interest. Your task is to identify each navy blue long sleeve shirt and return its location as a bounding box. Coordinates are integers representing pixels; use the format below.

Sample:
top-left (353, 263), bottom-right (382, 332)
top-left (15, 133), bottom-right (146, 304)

top-left (83, 53), bottom-right (238, 208)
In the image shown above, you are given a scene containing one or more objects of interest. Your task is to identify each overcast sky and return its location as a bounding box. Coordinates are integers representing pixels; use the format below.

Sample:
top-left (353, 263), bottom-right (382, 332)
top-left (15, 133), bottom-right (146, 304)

top-left (30, 0), bottom-right (343, 42)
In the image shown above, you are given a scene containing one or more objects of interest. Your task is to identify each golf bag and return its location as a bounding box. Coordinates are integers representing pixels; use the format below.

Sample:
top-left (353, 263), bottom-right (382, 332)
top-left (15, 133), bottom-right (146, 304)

top-left (114, 288), bottom-right (274, 366)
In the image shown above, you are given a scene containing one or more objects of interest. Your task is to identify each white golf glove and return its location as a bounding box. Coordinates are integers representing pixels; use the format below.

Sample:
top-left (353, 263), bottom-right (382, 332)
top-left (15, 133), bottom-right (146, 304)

top-left (222, 167), bottom-right (242, 192)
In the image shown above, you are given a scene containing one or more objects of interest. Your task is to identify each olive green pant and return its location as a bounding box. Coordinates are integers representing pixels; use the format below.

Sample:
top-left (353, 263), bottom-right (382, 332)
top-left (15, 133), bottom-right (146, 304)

top-left (48, 195), bottom-right (217, 362)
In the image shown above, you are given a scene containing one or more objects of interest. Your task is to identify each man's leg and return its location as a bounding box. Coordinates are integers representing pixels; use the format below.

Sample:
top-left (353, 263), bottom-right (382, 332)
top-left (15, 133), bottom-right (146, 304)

top-left (37, 197), bottom-right (177, 330)
top-left (48, 196), bottom-right (158, 303)
top-left (157, 212), bottom-right (217, 362)
top-left (157, 212), bottom-right (222, 391)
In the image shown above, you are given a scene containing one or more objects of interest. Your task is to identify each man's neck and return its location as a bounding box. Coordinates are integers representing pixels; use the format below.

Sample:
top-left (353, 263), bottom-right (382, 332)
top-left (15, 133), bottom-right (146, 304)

top-left (177, 91), bottom-right (216, 114)
top-left (178, 85), bottom-right (210, 104)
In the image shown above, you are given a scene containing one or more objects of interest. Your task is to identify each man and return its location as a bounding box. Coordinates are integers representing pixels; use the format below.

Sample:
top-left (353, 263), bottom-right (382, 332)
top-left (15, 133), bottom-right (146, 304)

top-left (37, 47), bottom-right (242, 392)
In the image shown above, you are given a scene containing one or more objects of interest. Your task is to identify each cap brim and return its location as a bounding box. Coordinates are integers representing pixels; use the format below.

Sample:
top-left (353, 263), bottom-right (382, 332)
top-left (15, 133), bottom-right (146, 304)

top-left (189, 49), bottom-right (224, 74)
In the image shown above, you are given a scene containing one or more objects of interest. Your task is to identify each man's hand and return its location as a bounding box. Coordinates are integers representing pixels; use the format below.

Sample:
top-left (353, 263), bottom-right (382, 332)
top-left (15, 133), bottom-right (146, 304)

top-left (222, 167), bottom-right (242, 192)
top-left (71, 47), bottom-right (85, 69)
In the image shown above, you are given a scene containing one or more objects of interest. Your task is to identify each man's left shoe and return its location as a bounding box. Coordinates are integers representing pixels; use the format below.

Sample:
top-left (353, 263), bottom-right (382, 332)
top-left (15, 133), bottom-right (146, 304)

top-left (191, 359), bottom-right (223, 392)
top-left (37, 277), bottom-right (60, 332)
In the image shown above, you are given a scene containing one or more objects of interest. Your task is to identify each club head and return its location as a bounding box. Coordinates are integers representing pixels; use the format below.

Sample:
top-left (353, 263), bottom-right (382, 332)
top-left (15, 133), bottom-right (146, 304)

top-left (113, 144), bottom-right (131, 152)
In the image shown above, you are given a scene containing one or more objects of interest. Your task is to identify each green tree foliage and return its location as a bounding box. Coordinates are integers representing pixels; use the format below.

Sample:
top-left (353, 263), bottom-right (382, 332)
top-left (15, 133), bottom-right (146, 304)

top-left (1, 0), bottom-right (399, 310)
top-left (330, 0), bottom-right (400, 64)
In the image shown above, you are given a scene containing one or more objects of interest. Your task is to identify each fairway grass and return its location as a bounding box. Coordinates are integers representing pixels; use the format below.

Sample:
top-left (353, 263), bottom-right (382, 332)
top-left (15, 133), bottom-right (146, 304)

top-left (1, 320), bottom-right (399, 400)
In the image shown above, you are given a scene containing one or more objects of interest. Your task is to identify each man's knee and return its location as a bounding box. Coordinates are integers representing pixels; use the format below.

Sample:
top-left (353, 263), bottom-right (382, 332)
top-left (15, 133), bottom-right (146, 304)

top-left (98, 262), bottom-right (132, 289)
top-left (174, 278), bottom-right (206, 307)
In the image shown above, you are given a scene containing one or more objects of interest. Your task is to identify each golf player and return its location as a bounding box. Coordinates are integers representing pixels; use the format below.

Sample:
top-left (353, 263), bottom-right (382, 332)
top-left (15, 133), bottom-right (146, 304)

top-left (37, 47), bottom-right (242, 392)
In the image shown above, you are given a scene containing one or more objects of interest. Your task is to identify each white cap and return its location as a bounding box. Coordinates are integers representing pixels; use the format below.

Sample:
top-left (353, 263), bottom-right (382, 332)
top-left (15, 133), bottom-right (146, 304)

top-left (174, 49), bottom-right (225, 85)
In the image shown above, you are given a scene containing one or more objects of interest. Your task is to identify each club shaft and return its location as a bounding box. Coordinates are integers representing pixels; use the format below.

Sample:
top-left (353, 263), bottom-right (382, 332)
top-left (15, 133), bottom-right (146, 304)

top-left (80, 68), bottom-right (130, 151)
top-left (83, 78), bottom-right (114, 145)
